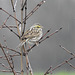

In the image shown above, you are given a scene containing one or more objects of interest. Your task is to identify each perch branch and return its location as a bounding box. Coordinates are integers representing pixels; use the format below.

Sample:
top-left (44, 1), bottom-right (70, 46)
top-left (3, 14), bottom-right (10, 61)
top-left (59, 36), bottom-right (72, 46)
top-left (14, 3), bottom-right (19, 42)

top-left (27, 27), bottom-right (62, 52)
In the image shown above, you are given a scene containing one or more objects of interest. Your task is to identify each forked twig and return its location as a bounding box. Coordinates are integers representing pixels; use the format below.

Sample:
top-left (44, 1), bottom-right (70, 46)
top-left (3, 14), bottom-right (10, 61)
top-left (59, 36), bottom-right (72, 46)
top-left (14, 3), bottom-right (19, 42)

top-left (23, 0), bottom-right (46, 23)
top-left (3, 35), bottom-right (14, 69)
top-left (49, 56), bottom-right (75, 74)
top-left (27, 27), bottom-right (62, 52)
top-left (3, 46), bottom-right (21, 54)
top-left (0, 8), bottom-right (21, 24)
top-left (2, 15), bottom-right (20, 38)
top-left (44, 45), bottom-right (75, 75)
top-left (44, 66), bottom-right (52, 75)
top-left (0, 43), bottom-right (17, 75)
top-left (4, 24), bottom-right (20, 38)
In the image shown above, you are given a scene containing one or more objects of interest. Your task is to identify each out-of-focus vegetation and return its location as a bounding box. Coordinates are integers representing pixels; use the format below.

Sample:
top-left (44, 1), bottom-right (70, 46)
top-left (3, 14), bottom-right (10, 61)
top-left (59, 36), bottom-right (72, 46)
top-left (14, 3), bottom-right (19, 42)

top-left (0, 71), bottom-right (75, 75)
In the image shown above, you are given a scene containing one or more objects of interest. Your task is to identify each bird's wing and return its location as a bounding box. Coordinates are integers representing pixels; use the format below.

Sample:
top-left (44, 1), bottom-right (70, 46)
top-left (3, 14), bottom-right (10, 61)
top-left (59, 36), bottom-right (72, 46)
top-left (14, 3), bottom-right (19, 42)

top-left (22, 29), bottom-right (40, 39)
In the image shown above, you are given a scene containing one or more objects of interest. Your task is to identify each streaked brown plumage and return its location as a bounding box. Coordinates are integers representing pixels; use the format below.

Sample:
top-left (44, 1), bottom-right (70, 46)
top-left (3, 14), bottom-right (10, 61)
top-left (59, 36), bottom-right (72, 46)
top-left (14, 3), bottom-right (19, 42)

top-left (16, 24), bottom-right (43, 48)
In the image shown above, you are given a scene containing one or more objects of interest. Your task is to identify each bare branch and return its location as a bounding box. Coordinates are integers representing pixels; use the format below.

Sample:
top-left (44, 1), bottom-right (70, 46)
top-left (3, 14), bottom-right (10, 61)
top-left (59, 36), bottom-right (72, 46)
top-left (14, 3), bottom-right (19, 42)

top-left (27, 27), bottom-right (62, 52)
top-left (4, 24), bottom-right (20, 38)
top-left (21, 0), bottom-right (27, 36)
top-left (20, 1), bottom-right (24, 75)
top-left (1, 15), bottom-right (20, 38)
top-left (0, 25), bottom-right (17, 29)
top-left (49, 56), bottom-right (75, 74)
top-left (0, 63), bottom-right (11, 70)
top-left (0, 69), bottom-right (21, 74)
top-left (0, 8), bottom-right (21, 24)
top-left (23, 0), bottom-right (47, 23)
top-left (66, 61), bottom-right (75, 69)
top-left (44, 66), bottom-right (52, 75)
top-left (0, 43), bottom-right (17, 75)
top-left (3, 46), bottom-right (21, 55)
top-left (21, 0), bottom-right (27, 10)
top-left (11, 0), bottom-right (15, 12)
top-left (0, 70), bottom-right (12, 73)
top-left (59, 45), bottom-right (75, 56)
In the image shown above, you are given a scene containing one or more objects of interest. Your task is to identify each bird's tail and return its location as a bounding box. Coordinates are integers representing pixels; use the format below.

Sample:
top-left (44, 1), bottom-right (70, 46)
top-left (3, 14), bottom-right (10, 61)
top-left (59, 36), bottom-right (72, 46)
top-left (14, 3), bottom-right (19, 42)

top-left (16, 40), bottom-right (26, 49)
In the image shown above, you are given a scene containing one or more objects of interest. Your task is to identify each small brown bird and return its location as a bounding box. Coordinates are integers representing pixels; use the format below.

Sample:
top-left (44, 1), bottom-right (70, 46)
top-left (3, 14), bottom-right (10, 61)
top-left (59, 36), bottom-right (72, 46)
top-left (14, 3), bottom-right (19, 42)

top-left (17, 23), bottom-right (43, 48)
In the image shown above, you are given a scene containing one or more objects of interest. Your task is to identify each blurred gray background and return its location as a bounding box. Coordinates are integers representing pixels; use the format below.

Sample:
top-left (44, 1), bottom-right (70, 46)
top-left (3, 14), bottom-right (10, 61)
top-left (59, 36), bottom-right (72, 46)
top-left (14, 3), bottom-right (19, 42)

top-left (0, 0), bottom-right (75, 72)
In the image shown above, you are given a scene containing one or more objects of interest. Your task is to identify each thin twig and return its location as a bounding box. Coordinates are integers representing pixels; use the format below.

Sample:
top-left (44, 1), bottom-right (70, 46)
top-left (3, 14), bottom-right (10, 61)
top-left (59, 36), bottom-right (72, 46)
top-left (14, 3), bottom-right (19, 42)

top-left (0, 70), bottom-right (21, 74)
top-left (11, 0), bottom-right (20, 36)
top-left (21, 0), bottom-right (27, 10)
top-left (0, 53), bottom-right (20, 61)
top-left (0, 63), bottom-right (11, 70)
top-left (3, 35), bottom-right (7, 48)
top-left (27, 27), bottom-right (62, 52)
top-left (11, 0), bottom-right (15, 12)
top-left (3, 35), bottom-right (14, 68)
top-left (40, 27), bottom-right (62, 43)
top-left (39, 28), bottom-right (51, 41)
top-left (0, 70), bottom-right (12, 73)
top-left (21, 0), bottom-right (27, 36)
top-left (0, 55), bottom-right (8, 60)
top-left (3, 46), bottom-right (21, 54)
top-left (23, 0), bottom-right (46, 23)
top-left (2, 15), bottom-right (20, 38)
top-left (25, 53), bottom-right (33, 75)
top-left (3, 16), bottom-right (10, 25)
top-left (14, 12), bottom-right (21, 35)
top-left (9, 55), bottom-right (14, 69)
top-left (4, 24), bottom-right (20, 38)
top-left (0, 25), bottom-right (17, 29)
top-left (0, 43), bottom-right (17, 75)
top-left (44, 66), bottom-right (52, 75)
top-left (66, 61), bottom-right (75, 69)
top-left (14, 0), bottom-right (18, 11)
top-left (49, 56), bottom-right (75, 74)
top-left (0, 8), bottom-right (21, 24)
top-left (59, 45), bottom-right (75, 56)
top-left (9, 53), bottom-right (20, 57)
